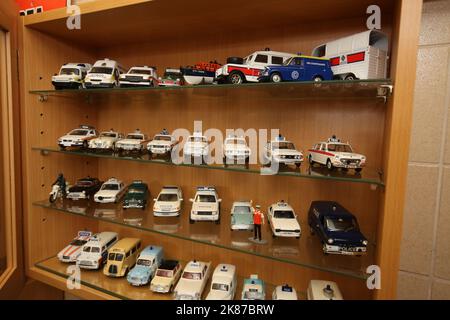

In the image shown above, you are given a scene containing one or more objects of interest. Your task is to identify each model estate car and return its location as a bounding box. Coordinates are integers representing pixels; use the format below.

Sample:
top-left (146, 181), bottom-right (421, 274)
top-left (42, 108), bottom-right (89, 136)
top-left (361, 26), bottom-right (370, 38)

top-left (150, 260), bottom-right (182, 294)
top-left (174, 260), bottom-right (211, 300)
top-left (57, 231), bottom-right (92, 263)
top-left (223, 135), bottom-right (251, 165)
top-left (183, 132), bottom-right (209, 160)
top-left (58, 125), bottom-right (97, 150)
top-left (268, 201), bottom-right (301, 238)
top-left (205, 264), bottom-right (237, 300)
top-left (308, 136), bottom-right (366, 172)
top-left (119, 66), bottom-right (158, 87)
top-left (241, 274), bottom-right (265, 300)
top-left (115, 129), bottom-right (149, 154)
top-left (127, 245), bottom-right (163, 286)
top-left (258, 55), bottom-right (333, 83)
top-left (190, 186), bottom-right (222, 224)
top-left (230, 200), bottom-right (254, 231)
top-left (76, 232), bottom-right (119, 270)
top-left (88, 130), bottom-right (123, 152)
top-left (158, 68), bottom-right (184, 87)
top-left (123, 180), bottom-right (149, 210)
top-left (264, 135), bottom-right (303, 168)
top-left (147, 131), bottom-right (177, 156)
top-left (308, 201), bottom-right (368, 255)
top-left (272, 284), bottom-right (298, 300)
top-left (52, 63), bottom-right (91, 90)
top-left (84, 58), bottom-right (125, 88)
top-left (67, 176), bottom-right (102, 200)
top-left (215, 49), bottom-right (295, 84)
top-left (153, 186), bottom-right (183, 217)
top-left (94, 177), bottom-right (126, 203)
top-left (307, 280), bottom-right (343, 300)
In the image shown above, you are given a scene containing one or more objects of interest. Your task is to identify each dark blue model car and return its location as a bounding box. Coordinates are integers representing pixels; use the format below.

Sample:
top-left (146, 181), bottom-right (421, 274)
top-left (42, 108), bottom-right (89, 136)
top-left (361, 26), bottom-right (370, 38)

top-left (308, 201), bottom-right (368, 255)
top-left (258, 55), bottom-right (333, 83)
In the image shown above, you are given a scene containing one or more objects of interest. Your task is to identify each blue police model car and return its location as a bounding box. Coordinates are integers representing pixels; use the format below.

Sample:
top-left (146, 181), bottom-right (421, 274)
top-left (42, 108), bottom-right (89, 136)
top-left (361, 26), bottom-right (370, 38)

top-left (127, 245), bottom-right (163, 286)
top-left (308, 201), bottom-right (368, 256)
top-left (258, 55), bottom-right (333, 83)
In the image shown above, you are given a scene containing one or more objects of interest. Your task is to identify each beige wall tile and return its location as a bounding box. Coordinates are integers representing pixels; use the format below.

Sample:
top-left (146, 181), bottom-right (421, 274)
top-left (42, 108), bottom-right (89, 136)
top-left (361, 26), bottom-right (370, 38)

top-left (432, 279), bottom-right (450, 300)
top-left (409, 46), bottom-right (449, 163)
top-left (419, 0), bottom-right (450, 46)
top-left (434, 168), bottom-right (450, 279)
top-left (397, 272), bottom-right (430, 300)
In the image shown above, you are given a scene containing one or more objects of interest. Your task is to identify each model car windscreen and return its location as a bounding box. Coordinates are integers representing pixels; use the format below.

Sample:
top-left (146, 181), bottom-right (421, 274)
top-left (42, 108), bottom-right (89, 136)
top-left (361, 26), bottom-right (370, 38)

top-left (234, 206), bottom-right (251, 214)
top-left (128, 188), bottom-right (144, 194)
top-left (108, 253), bottom-right (124, 261)
top-left (327, 144), bottom-right (353, 153)
top-left (82, 246), bottom-right (100, 253)
top-left (196, 195), bottom-right (216, 202)
top-left (156, 269), bottom-right (173, 277)
top-left (164, 72), bottom-right (181, 80)
top-left (325, 217), bottom-right (357, 232)
top-left (76, 180), bottom-right (94, 187)
top-left (129, 69), bottom-right (151, 75)
top-left (60, 68), bottom-right (80, 75)
top-left (273, 210), bottom-right (295, 219)
top-left (182, 271), bottom-right (202, 280)
top-left (69, 129), bottom-right (89, 136)
top-left (212, 283), bottom-right (229, 291)
top-left (154, 135), bottom-right (171, 141)
top-left (188, 136), bottom-right (207, 143)
top-left (243, 55), bottom-right (253, 64)
top-left (70, 239), bottom-right (88, 246)
top-left (101, 184), bottom-right (119, 191)
top-left (126, 134), bottom-right (144, 140)
top-left (272, 142), bottom-right (295, 150)
top-left (137, 259), bottom-right (152, 266)
top-left (100, 132), bottom-right (117, 138)
top-left (158, 194), bottom-right (178, 202)
top-left (226, 138), bottom-right (246, 145)
top-left (89, 67), bottom-right (113, 74)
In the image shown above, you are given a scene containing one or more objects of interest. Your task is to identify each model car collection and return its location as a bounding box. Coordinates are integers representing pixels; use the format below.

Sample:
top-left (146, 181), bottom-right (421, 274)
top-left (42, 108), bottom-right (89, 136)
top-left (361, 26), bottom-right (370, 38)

top-left (123, 180), bottom-right (150, 210)
top-left (58, 125), bottom-right (97, 150)
top-left (189, 186), bottom-right (222, 224)
top-left (205, 264), bottom-right (237, 300)
top-left (267, 201), bottom-right (301, 239)
top-left (174, 260), bottom-right (211, 300)
top-left (57, 231), bottom-right (92, 263)
top-left (52, 63), bottom-right (91, 90)
top-left (89, 130), bottom-right (123, 152)
top-left (153, 186), bottom-right (183, 217)
top-left (94, 178), bottom-right (126, 204)
top-left (119, 66), bottom-right (158, 87)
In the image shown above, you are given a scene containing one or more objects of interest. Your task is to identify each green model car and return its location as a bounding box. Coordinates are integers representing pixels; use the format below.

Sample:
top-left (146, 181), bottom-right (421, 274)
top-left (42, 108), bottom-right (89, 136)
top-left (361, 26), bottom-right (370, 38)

top-left (122, 180), bottom-right (149, 210)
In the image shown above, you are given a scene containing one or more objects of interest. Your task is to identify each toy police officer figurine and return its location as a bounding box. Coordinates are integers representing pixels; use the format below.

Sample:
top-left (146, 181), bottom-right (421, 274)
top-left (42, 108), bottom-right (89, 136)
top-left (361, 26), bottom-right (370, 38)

top-left (253, 205), bottom-right (265, 242)
top-left (161, 128), bottom-right (169, 135)
top-left (53, 173), bottom-right (67, 197)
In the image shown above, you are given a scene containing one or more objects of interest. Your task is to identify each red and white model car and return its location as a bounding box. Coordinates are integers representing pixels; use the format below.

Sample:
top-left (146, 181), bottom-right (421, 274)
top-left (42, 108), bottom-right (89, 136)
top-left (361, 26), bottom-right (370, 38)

top-left (215, 49), bottom-right (295, 84)
top-left (308, 136), bottom-right (366, 172)
top-left (57, 231), bottom-right (92, 263)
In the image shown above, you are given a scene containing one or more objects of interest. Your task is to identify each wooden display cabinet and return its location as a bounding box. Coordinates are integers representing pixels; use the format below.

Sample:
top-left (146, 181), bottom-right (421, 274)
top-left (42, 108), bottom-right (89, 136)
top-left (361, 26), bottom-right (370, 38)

top-left (12, 0), bottom-right (422, 300)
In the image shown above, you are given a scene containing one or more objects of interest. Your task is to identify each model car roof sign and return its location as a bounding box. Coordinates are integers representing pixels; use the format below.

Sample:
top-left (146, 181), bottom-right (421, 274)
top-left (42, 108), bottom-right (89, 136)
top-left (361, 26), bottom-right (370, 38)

top-left (78, 231), bottom-right (92, 237)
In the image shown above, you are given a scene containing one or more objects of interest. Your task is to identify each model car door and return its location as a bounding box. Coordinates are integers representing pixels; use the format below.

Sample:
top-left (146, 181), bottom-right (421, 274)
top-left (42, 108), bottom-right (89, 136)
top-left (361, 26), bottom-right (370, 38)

top-left (0, 0), bottom-right (25, 298)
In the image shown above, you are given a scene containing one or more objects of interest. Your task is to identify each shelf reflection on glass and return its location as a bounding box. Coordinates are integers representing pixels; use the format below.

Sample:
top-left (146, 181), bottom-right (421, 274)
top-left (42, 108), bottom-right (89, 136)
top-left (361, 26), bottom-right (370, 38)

top-left (33, 199), bottom-right (375, 280)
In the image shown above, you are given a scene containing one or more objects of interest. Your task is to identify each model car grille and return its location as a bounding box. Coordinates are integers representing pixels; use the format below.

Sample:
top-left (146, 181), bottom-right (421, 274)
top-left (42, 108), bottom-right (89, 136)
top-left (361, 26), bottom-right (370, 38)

top-left (79, 260), bottom-right (93, 266)
top-left (340, 159), bottom-right (360, 165)
top-left (284, 155), bottom-right (299, 159)
top-left (197, 211), bottom-right (212, 215)
top-left (125, 76), bottom-right (144, 82)
top-left (63, 255), bottom-right (71, 260)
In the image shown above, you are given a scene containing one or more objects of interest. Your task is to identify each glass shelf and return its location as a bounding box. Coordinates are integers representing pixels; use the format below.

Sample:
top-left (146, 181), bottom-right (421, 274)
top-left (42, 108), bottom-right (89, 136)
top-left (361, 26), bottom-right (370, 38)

top-left (33, 146), bottom-right (384, 187)
top-left (29, 79), bottom-right (392, 102)
top-left (34, 199), bottom-right (376, 280)
top-left (36, 256), bottom-right (286, 300)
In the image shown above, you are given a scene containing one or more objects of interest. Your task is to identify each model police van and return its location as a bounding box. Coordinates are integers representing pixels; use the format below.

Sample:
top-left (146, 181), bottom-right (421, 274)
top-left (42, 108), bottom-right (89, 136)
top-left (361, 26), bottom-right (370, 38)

top-left (85, 58), bottom-right (126, 88)
top-left (76, 231), bottom-right (118, 269)
top-left (52, 63), bottom-right (91, 89)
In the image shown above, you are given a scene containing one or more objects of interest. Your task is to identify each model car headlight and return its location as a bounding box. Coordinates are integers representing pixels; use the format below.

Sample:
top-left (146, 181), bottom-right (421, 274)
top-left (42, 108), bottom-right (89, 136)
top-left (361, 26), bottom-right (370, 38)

top-left (362, 240), bottom-right (368, 245)
top-left (327, 238), bottom-right (334, 244)
top-left (335, 155), bottom-right (340, 159)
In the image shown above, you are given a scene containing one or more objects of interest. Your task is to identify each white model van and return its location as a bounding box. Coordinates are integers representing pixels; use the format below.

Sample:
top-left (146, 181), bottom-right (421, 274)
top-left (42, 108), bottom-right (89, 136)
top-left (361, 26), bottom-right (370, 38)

top-left (52, 63), bottom-right (92, 90)
top-left (312, 30), bottom-right (389, 80)
top-left (76, 231), bottom-right (119, 269)
top-left (85, 59), bottom-right (126, 88)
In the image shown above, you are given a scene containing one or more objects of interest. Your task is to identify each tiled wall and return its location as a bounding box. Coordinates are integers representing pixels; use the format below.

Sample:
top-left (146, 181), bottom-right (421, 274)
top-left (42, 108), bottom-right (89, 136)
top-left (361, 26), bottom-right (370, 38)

top-left (397, 0), bottom-right (450, 300)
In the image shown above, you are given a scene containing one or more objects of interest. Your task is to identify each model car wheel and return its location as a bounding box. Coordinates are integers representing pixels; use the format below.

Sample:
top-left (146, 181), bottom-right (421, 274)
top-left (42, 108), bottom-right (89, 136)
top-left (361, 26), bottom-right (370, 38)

top-left (228, 71), bottom-right (244, 85)
top-left (270, 72), bottom-right (282, 83)
top-left (355, 168), bottom-right (363, 173)
top-left (295, 162), bottom-right (301, 168)
top-left (344, 74), bottom-right (357, 81)
top-left (326, 159), bottom-right (334, 170)
top-left (226, 56), bottom-right (244, 64)
top-left (49, 194), bottom-right (57, 203)
top-left (313, 76), bottom-right (323, 82)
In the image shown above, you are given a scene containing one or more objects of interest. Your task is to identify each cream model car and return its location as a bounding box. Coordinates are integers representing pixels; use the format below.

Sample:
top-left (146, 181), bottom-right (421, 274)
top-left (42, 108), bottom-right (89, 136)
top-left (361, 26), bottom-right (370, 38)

top-left (94, 178), bottom-right (126, 203)
top-left (153, 186), bottom-right (183, 217)
top-left (190, 186), bottom-right (222, 224)
top-left (308, 136), bottom-right (366, 172)
top-left (205, 264), bottom-right (237, 300)
top-left (147, 132), bottom-right (177, 156)
top-left (307, 280), bottom-right (343, 300)
top-left (88, 130), bottom-right (124, 152)
top-left (84, 58), bottom-right (125, 88)
top-left (183, 132), bottom-right (209, 160)
top-left (76, 232), bottom-right (119, 270)
top-left (58, 125), bottom-right (97, 150)
top-left (52, 63), bottom-right (91, 90)
top-left (268, 201), bottom-right (301, 238)
top-left (264, 135), bottom-right (303, 167)
top-left (150, 260), bottom-right (182, 294)
top-left (57, 231), bottom-right (92, 263)
top-left (223, 136), bottom-right (251, 165)
top-left (119, 66), bottom-right (158, 87)
top-left (272, 284), bottom-right (298, 300)
top-left (174, 260), bottom-right (211, 300)
top-left (115, 130), bottom-right (149, 153)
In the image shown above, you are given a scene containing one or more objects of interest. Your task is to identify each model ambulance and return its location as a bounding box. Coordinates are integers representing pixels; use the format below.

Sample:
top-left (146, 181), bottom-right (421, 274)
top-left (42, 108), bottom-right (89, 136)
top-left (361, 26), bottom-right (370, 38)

top-left (119, 66), bottom-right (158, 87)
top-left (241, 274), bottom-right (265, 300)
top-left (147, 131), bottom-right (177, 156)
top-left (58, 125), bottom-right (97, 150)
top-left (189, 186), bottom-right (222, 224)
top-left (308, 135), bottom-right (366, 172)
top-left (223, 135), bottom-right (251, 165)
top-left (52, 63), bottom-right (92, 90)
top-left (267, 201), bottom-right (301, 239)
top-left (88, 129), bottom-right (123, 152)
top-left (84, 58), bottom-right (125, 88)
top-left (183, 132), bottom-right (209, 160)
top-left (153, 186), bottom-right (183, 217)
top-left (307, 280), bottom-right (343, 300)
top-left (264, 135), bottom-right (303, 168)
top-left (174, 260), bottom-right (212, 300)
top-left (205, 264), bottom-right (237, 300)
top-left (94, 178), bottom-right (126, 204)
top-left (57, 231), bottom-right (92, 263)
top-left (215, 48), bottom-right (295, 84)
top-left (272, 284), bottom-right (298, 300)
top-left (312, 30), bottom-right (389, 80)
top-left (115, 129), bottom-right (149, 153)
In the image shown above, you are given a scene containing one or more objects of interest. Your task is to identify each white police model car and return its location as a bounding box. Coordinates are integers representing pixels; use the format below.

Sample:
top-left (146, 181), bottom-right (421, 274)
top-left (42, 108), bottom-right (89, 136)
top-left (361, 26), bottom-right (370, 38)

top-left (115, 129), bottom-right (148, 153)
top-left (147, 131), bottom-right (177, 156)
top-left (84, 58), bottom-right (125, 88)
top-left (119, 66), bottom-right (158, 87)
top-left (94, 178), bottom-right (126, 203)
top-left (272, 284), bottom-right (298, 300)
top-left (241, 274), bottom-right (265, 300)
top-left (308, 135), bottom-right (366, 172)
top-left (268, 201), bottom-right (301, 239)
top-left (264, 135), bottom-right (303, 168)
top-left (88, 130), bottom-right (123, 152)
top-left (52, 63), bottom-right (91, 90)
top-left (223, 135), bottom-right (251, 165)
top-left (183, 132), bottom-right (209, 160)
top-left (174, 260), bottom-right (211, 300)
top-left (58, 125), bottom-right (97, 150)
top-left (206, 264), bottom-right (237, 300)
top-left (153, 186), bottom-right (183, 217)
top-left (189, 186), bottom-right (222, 224)
top-left (57, 231), bottom-right (92, 263)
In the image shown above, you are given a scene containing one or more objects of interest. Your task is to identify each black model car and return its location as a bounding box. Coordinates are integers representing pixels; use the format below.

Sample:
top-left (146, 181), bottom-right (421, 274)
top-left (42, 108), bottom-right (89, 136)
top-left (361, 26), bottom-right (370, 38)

top-left (67, 177), bottom-right (103, 200)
